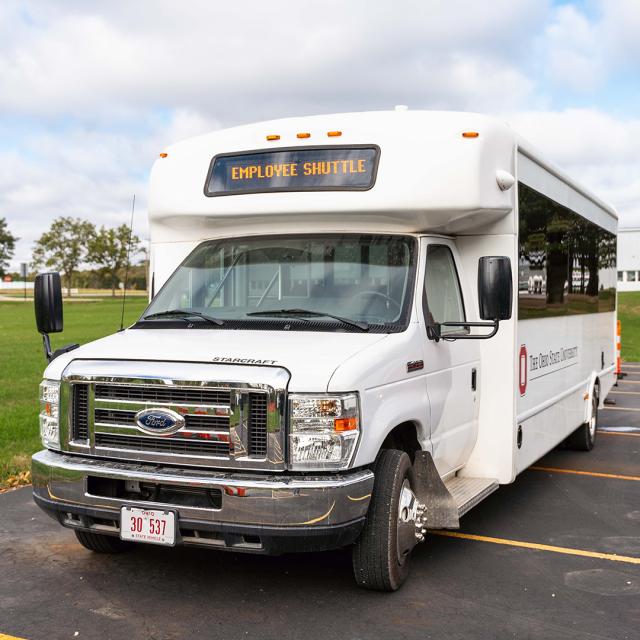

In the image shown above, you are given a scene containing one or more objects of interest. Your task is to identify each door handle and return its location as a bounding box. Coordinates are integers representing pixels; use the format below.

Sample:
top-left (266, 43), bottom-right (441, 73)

top-left (471, 368), bottom-right (477, 391)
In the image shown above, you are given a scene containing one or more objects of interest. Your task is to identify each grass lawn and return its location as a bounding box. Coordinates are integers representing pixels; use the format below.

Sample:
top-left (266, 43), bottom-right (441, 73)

top-left (618, 291), bottom-right (640, 362)
top-left (0, 297), bottom-right (148, 487)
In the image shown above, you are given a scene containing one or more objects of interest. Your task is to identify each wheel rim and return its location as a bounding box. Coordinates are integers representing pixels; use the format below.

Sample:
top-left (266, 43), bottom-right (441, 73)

top-left (396, 480), bottom-right (419, 565)
top-left (589, 396), bottom-right (597, 439)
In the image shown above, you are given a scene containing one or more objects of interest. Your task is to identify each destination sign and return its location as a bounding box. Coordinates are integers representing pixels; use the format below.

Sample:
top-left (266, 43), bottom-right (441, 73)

top-left (205, 146), bottom-right (379, 196)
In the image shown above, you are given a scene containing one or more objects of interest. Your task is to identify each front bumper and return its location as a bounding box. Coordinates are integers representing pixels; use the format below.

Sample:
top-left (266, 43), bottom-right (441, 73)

top-left (32, 450), bottom-right (374, 554)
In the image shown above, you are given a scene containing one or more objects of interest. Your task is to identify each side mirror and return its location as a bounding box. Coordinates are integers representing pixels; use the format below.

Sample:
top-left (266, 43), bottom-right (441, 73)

top-left (478, 256), bottom-right (512, 321)
top-left (34, 272), bottom-right (64, 334)
top-left (34, 272), bottom-right (79, 362)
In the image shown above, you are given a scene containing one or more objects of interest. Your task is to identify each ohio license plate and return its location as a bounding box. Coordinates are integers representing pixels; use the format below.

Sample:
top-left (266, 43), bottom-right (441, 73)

top-left (120, 507), bottom-right (176, 546)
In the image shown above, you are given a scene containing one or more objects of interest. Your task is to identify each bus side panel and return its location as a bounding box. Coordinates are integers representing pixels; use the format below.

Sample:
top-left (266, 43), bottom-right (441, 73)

top-left (514, 149), bottom-right (617, 474)
top-left (456, 232), bottom-right (519, 484)
top-left (515, 311), bottom-right (616, 473)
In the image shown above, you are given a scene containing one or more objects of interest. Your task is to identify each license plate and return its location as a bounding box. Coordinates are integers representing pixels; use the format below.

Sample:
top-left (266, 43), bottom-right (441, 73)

top-left (120, 507), bottom-right (176, 546)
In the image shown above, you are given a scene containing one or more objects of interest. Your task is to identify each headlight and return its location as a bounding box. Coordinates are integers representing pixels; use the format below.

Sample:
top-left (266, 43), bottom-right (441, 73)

top-left (288, 393), bottom-right (360, 470)
top-left (39, 380), bottom-right (61, 450)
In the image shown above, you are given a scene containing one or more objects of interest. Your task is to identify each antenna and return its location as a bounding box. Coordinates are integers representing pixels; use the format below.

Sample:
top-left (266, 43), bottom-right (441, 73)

top-left (119, 194), bottom-right (136, 331)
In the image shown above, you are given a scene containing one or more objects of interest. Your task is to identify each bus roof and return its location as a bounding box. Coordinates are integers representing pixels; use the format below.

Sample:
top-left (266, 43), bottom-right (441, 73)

top-left (148, 110), bottom-right (616, 243)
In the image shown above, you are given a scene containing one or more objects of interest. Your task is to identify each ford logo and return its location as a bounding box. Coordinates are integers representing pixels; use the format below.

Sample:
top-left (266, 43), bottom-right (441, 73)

top-left (135, 408), bottom-right (185, 435)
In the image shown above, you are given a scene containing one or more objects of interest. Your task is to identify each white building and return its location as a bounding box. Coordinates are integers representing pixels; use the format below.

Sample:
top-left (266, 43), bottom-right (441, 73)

top-left (617, 228), bottom-right (640, 291)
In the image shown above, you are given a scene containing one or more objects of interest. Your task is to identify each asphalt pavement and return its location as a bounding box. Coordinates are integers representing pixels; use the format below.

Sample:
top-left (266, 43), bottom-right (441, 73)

top-left (1, 367), bottom-right (639, 640)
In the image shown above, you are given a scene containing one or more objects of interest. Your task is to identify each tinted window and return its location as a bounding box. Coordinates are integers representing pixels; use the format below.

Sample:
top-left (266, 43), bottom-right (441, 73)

top-left (518, 183), bottom-right (616, 318)
top-left (424, 245), bottom-right (466, 334)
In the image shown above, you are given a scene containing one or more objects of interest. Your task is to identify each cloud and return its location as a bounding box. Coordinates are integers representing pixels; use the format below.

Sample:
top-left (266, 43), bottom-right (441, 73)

top-left (0, 0), bottom-right (546, 121)
top-left (540, 5), bottom-right (605, 92)
top-left (0, 0), bottom-right (638, 270)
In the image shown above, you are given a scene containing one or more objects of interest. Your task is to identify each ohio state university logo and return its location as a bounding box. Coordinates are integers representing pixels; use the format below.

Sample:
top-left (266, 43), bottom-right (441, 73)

top-left (519, 345), bottom-right (528, 396)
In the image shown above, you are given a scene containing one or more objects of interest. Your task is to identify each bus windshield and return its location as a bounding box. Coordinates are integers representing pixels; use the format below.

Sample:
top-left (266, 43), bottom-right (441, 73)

top-left (140, 234), bottom-right (417, 333)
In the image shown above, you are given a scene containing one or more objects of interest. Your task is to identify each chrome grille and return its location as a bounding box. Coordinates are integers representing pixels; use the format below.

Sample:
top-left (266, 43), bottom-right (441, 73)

top-left (94, 433), bottom-right (230, 456)
top-left (94, 383), bottom-right (231, 406)
top-left (248, 393), bottom-right (268, 456)
top-left (93, 408), bottom-right (228, 431)
top-left (61, 361), bottom-right (288, 471)
top-left (71, 383), bottom-right (89, 441)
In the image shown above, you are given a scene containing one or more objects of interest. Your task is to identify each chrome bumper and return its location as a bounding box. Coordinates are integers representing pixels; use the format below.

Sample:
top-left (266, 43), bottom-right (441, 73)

top-left (32, 450), bottom-right (373, 553)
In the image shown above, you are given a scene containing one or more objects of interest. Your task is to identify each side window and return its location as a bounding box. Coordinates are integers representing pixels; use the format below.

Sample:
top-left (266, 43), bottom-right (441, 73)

top-left (424, 245), bottom-right (466, 333)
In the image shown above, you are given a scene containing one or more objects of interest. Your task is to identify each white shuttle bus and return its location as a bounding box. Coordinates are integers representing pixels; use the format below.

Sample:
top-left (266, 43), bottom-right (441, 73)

top-left (32, 110), bottom-right (617, 591)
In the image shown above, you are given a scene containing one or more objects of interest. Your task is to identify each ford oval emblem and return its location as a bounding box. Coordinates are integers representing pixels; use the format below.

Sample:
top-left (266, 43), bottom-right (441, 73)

top-left (135, 408), bottom-right (185, 435)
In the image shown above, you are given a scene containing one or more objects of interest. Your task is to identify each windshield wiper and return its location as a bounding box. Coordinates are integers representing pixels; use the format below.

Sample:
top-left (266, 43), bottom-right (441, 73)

top-left (142, 309), bottom-right (224, 326)
top-left (246, 308), bottom-right (369, 332)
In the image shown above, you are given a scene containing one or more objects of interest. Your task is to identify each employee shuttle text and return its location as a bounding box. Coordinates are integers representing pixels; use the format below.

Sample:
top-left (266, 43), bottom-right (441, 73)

top-left (206, 146), bottom-right (379, 195)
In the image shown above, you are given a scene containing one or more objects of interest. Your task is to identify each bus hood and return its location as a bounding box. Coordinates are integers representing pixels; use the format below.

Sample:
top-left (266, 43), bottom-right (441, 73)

top-left (44, 328), bottom-right (389, 391)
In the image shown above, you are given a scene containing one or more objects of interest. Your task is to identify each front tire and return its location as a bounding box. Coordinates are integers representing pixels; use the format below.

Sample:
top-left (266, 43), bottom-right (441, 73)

top-left (352, 449), bottom-right (418, 591)
top-left (75, 530), bottom-right (131, 553)
top-left (566, 386), bottom-right (599, 451)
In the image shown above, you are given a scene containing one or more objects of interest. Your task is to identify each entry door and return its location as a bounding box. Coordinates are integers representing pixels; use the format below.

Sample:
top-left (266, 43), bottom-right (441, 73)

top-left (421, 240), bottom-right (480, 476)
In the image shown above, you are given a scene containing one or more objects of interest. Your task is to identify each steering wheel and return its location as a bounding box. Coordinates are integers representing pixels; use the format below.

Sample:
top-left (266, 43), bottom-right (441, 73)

top-left (354, 291), bottom-right (401, 313)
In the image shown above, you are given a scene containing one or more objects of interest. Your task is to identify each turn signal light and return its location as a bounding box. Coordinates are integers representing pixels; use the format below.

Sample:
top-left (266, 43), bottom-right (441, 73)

top-left (334, 417), bottom-right (358, 432)
top-left (266, 134), bottom-right (280, 141)
top-left (462, 131), bottom-right (479, 138)
top-left (159, 152), bottom-right (168, 158)
top-left (327, 131), bottom-right (342, 137)
top-left (297, 132), bottom-right (311, 139)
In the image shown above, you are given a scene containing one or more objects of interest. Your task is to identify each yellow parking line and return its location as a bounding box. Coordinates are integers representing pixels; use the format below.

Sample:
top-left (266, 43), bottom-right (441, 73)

top-left (599, 430), bottom-right (640, 438)
top-left (431, 531), bottom-right (640, 565)
top-left (530, 466), bottom-right (640, 481)
top-left (0, 633), bottom-right (28, 640)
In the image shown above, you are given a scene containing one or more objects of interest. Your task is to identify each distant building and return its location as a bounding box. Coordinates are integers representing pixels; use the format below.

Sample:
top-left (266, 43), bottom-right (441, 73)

top-left (617, 228), bottom-right (640, 292)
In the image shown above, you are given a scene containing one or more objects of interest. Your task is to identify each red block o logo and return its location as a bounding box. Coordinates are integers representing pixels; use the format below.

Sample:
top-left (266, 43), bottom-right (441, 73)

top-left (519, 345), bottom-right (528, 396)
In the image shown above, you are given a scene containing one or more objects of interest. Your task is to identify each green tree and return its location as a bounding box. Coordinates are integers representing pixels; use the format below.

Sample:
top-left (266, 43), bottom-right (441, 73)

top-left (87, 224), bottom-right (141, 296)
top-left (32, 217), bottom-right (95, 297)
top-left (0, 217), bottom-right (18, 277)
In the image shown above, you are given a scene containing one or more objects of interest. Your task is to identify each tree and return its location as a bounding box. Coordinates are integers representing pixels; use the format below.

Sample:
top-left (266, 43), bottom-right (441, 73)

top-left (87, 224), bottom-right (141, 296)
top-left (32, 217), bottom-right (95, 296)
top-left (0, 218), bottom-right (18, 277)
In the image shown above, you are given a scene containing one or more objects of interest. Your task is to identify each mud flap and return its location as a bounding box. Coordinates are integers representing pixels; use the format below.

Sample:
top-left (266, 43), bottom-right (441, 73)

top-left (413, 451), bottom-right (460, 530)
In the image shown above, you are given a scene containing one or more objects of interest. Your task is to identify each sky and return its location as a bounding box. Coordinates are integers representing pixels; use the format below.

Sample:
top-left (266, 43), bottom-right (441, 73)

top-left (1, 0), bottom-right (639, 270)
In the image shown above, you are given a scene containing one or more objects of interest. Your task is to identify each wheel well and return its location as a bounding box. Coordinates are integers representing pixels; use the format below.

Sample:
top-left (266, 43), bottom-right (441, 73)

top-left (381, 422), bottom-right (421, 463)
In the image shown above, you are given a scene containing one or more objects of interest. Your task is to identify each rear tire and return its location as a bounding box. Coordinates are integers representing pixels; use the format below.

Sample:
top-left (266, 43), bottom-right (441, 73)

top-left (352, 449), bottom-right (417, 591)
top-left (75, 530), bottom-right (131, 553)
top-left (566, 386), bottom-right (599, 451)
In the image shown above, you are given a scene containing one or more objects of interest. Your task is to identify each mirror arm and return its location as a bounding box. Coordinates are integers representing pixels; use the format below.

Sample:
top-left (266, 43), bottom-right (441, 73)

top-left (41, 333), bottom-right (53, 362)
top-left (426, 322), bottom-right (441, 342)
top-left (431, 320), bottom-right (500, 341)
top-left (40, 332), bottom-right (80, 363)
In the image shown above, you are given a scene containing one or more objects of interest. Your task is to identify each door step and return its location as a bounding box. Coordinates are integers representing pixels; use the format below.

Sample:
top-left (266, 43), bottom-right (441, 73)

top-left (444, 476), bottom-right (499, 517)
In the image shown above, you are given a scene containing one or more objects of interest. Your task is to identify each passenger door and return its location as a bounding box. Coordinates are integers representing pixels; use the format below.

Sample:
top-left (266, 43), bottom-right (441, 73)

top-left (421, 240), bottom-right (480, 476)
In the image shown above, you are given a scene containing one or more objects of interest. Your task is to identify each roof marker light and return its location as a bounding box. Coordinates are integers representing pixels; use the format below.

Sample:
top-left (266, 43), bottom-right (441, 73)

top-left (462, 131), bottom-right (479, 138)
top-left (297, 132), bottom-right (311, 139)
top-left (159, 152), bottom-right (168, 158)
top-left (266, 134), bottom-right (280, 141)
top-left (327, 131), bottom-right (342, 137)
